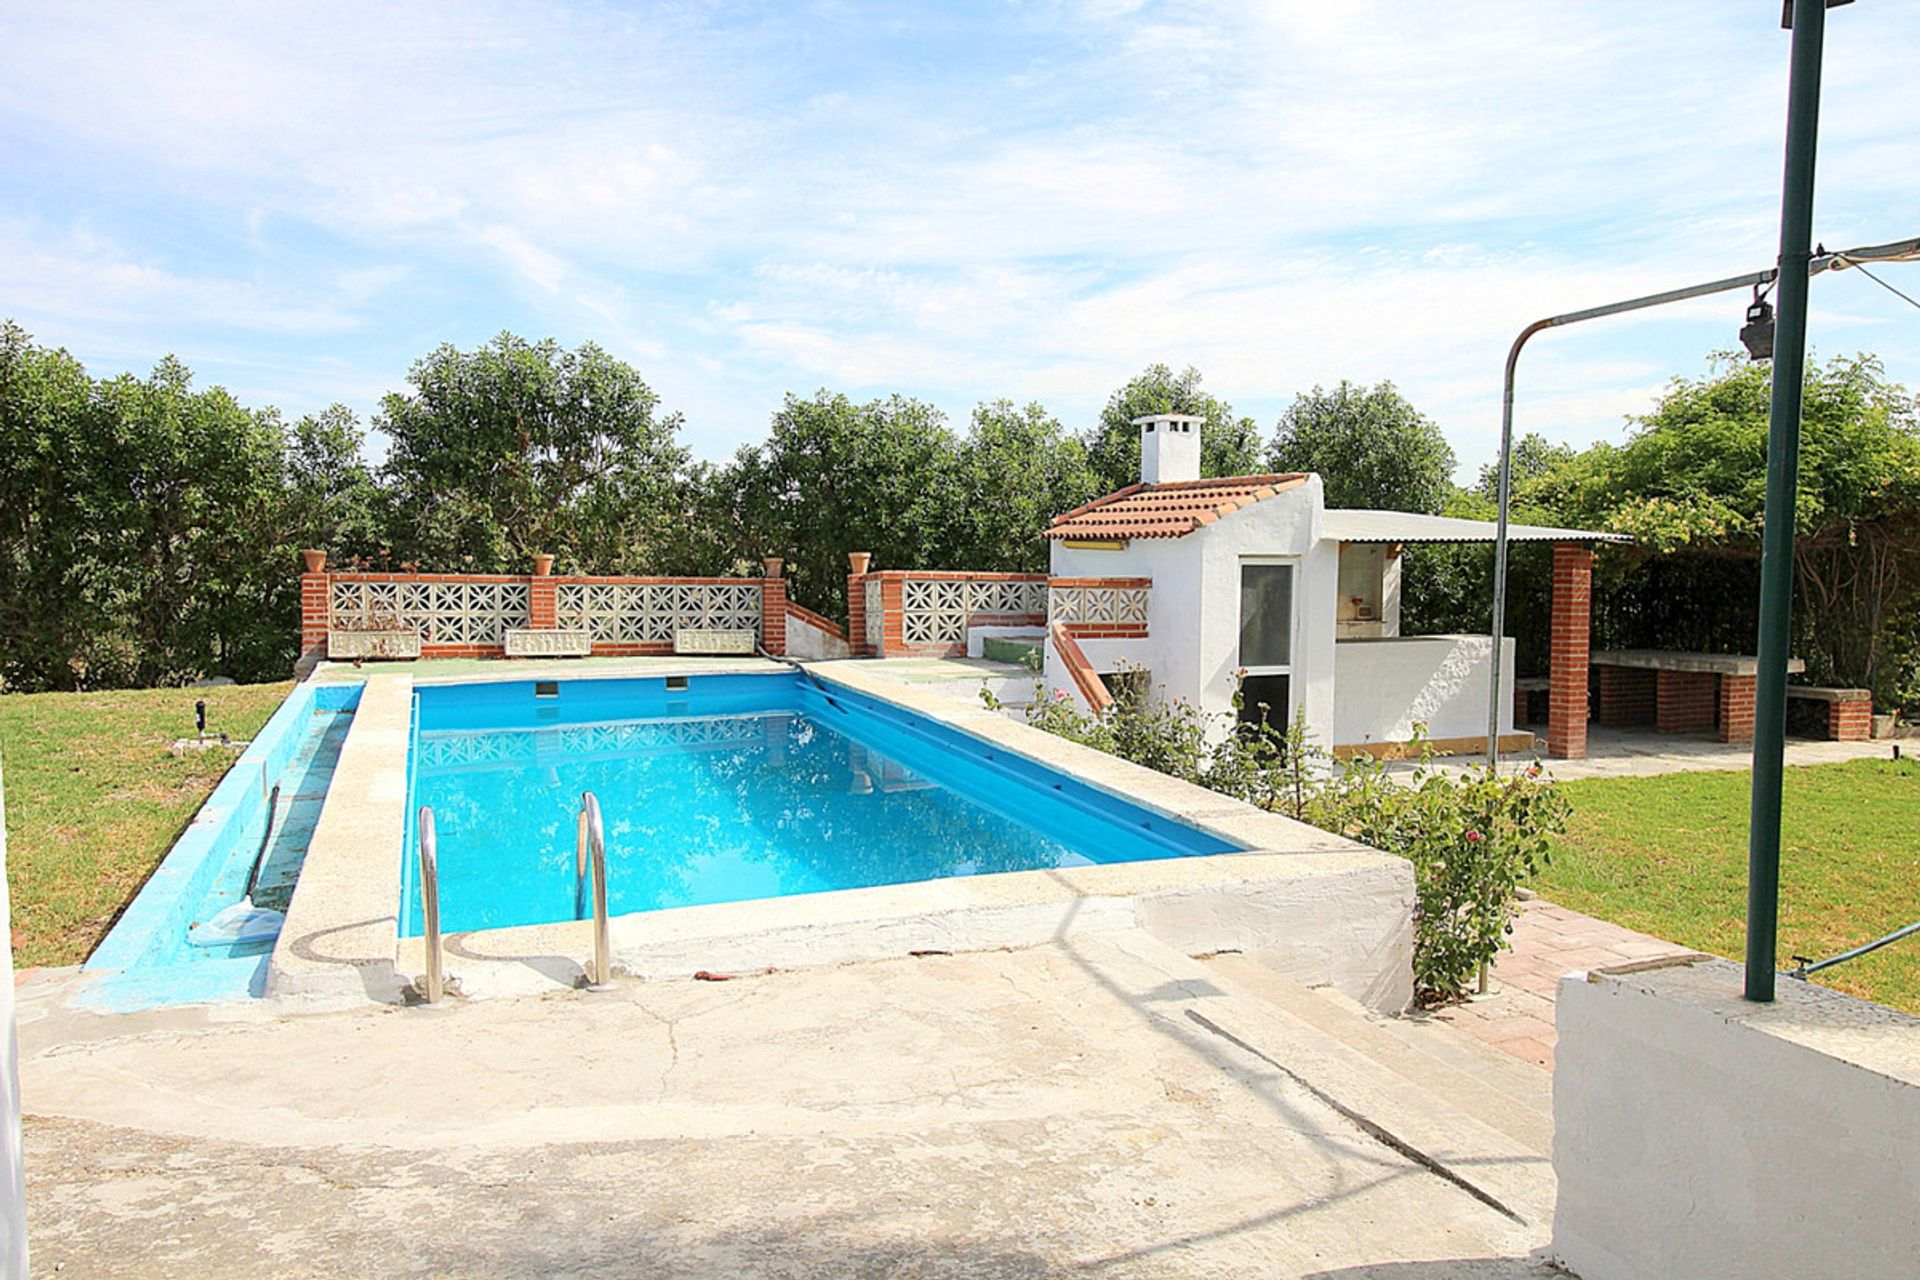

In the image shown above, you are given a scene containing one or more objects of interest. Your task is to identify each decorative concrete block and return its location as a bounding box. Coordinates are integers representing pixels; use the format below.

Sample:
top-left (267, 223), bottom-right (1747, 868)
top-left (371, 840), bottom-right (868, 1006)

top-left (504, 628), bottom-right (592, 658)
top-left (674, 627), bottom-right (757, 656)
top-left (327, 630), bottom-right (422, 660)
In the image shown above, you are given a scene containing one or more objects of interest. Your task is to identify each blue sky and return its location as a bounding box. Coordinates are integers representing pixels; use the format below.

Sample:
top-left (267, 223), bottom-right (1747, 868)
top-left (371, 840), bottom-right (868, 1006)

top-left (2, 1), bottom-right (1916, 477)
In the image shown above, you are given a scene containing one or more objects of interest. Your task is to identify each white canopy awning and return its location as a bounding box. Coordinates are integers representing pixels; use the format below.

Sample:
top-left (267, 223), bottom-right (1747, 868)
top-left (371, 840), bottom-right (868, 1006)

top-left (1322, 509), bottom-right (1630, 545)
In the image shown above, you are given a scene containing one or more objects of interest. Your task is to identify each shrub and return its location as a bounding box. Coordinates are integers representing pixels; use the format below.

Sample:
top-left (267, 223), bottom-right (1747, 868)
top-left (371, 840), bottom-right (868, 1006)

top-left (986, 676), bottom-right (1569, 1004)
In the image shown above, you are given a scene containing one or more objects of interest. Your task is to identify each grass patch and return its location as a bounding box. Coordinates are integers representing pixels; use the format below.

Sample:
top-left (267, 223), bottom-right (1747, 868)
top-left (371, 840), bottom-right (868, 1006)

top-left (1533, 757), bottom-right (1920, 1012)
top-left (0, 682), bottom-right (291, 968)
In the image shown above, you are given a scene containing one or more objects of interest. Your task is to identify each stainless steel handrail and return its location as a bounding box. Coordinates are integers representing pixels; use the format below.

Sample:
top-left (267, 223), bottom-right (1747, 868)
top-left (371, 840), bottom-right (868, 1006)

top-left (577, 791), bottom-right (614, 989)
top-left (417, 805), bottom-right (445, 1004)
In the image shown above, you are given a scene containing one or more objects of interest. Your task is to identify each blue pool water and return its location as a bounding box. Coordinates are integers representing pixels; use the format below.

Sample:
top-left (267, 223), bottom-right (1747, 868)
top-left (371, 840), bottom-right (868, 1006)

top-left (402, 673), bottom-right (1240, 936)
top-left (81, 680), bottom-right (362, 1011)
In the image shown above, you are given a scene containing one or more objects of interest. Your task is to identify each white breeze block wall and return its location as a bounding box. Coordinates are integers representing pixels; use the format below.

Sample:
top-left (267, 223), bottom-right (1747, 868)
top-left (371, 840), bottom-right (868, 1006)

top-left (1331, 634), bottom-right (1515, 747)
top-left (1552, 958), bottom-right (1920, 1280)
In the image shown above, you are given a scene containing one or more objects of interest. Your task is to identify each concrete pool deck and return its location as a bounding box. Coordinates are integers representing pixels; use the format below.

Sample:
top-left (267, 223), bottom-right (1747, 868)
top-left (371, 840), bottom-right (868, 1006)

top-left (20, 929), bottom-right (1557, 1278)
top-left (275, 656), bottom-right (1419, 1014)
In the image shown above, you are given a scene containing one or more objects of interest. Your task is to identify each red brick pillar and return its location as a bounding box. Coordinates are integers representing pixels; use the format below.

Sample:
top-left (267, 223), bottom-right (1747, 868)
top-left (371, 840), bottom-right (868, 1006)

top-left (1547, 543), bottom-right (1593, 759)
top-left (1829, 695), bottom-right (1872, 741)
top-left (529, 554), bottom-right (556, 629)
top-left (1719, 674), bottom-right (1757, 743)
top-left (298, 549), bottom-right (330, 669)
top-left (760, 557), bottom-right (787, 656)
top-left (846, 552), bottom-right (872, 655)
top-left (878, 576), bottom-right (904, 659)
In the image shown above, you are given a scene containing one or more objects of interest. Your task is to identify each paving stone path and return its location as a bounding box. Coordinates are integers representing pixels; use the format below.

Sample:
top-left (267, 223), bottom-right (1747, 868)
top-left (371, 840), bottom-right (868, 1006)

top-left (1427, 898), bottom-right (1694, 1071)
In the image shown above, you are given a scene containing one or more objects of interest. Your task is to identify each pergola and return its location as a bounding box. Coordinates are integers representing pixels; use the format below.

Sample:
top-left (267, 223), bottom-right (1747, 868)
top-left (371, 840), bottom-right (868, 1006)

top-left (1322, 510), bottom-right (1632, 759)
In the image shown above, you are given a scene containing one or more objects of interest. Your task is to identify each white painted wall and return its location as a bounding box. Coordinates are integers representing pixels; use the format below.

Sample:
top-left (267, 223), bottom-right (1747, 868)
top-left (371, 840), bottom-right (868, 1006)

top-left (1331, 635), bottom-right (1515, 747)
top-left (0, 756), bottom-right (26, 1278)
top-left (1553, 959), bottom-right (1920, 1280)
top-left (1048, 478), bottom-right (1334, 742)
top-left (785, 611), bottom-right (852, 661)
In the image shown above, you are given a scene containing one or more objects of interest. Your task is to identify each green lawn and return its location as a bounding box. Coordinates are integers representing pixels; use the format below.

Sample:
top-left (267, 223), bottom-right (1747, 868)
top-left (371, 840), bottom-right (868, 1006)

top-left (1534, 758), bottom-right (1920, 1012)
top-left (0, 681), bottom-right (291, 968)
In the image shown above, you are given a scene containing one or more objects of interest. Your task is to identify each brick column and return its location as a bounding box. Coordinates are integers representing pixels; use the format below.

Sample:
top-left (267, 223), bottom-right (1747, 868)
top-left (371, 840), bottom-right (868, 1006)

top-left (846, 552), bottom-right (871, 655)
top-left (298, 550), bottom-right (330, 670)
top-left (1719, 674), bottom-right (1757, 743)
top-left (1656, 670), bottom-right (1717, 735)
top-left (1547, 543), bottom-right (1593, 759)
top-left (528, 554), bottom-right (556, 630)
top-left (1829, 695), bottom-right (1872, 741)
top-left (760, 557), bottom-right (787, 656)
top-left (1513, 680), bottom-right (1530, 729)
top-left (878, 576), bottom-right (904, 659)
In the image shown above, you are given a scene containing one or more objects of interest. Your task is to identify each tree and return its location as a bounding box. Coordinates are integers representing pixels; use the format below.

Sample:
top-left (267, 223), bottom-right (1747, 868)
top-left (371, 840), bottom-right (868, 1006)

top-left (0, 324), bottom-right (293, 688)
top-left (729, 391), bottom-right (965, 616)
top-left (1085, 364), bottom-right (1262, 493)
top-left (378, 333), bottom-right (689, 573)
top-left (1473, 432), bottom-right (1574, 500)
top-left (1268, 380), bottom-right (1456, 513)
top-left (950, 400), bottom-right (1099, 570)
top-left (285, 405), bottom-right (387, 567)
top-left (1532, 353), bottom-right (1920, 703)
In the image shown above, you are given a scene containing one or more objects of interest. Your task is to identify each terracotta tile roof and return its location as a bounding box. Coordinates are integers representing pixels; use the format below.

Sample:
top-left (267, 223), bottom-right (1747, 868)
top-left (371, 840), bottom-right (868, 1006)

top-left (1042, 474), bottom-right (1311, 541)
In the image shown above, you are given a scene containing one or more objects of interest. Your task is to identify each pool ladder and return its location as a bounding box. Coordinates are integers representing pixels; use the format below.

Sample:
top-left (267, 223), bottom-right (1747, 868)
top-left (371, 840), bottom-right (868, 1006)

top-left (576, 791), bottom-right (615, 989)
top-left (412, 794), bottom-right (614, 1004)
top-left (416, 805), bottom-right (446, 1003)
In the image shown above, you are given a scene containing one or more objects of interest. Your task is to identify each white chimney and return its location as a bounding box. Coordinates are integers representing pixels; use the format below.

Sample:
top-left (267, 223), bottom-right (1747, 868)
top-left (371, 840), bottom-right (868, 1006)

top-left (1134, 413), bottom-right (1203, 485)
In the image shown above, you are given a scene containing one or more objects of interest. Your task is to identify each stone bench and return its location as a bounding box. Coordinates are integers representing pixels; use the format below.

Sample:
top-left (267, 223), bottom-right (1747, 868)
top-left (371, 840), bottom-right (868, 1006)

top-left (674, 627), bottom-right (758, 656)
top-left (327, 629), bottom-right (421, 660)
top-left (1512, 677), bottom-right (1550, 727)
top-left (504, 628), bottom-right (592, 658)
top-left (1785, 685), bottom-right (1873, 741)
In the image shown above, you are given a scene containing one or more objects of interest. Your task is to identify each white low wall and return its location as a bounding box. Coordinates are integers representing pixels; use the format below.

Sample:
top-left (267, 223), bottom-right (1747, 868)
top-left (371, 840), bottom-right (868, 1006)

top-left (1331, 634), bottom-right (1514, 747)
top-left (785, 610), bottom-right (852, 660)
top-left (1553, 957), bottom-right (1920, 1280)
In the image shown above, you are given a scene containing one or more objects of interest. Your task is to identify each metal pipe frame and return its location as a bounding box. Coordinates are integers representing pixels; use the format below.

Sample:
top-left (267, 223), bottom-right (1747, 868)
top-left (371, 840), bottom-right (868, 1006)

top-left (1483, 228), bottom-right (1920, 767)
top-left (416, 805), bottom-right (445, 1004)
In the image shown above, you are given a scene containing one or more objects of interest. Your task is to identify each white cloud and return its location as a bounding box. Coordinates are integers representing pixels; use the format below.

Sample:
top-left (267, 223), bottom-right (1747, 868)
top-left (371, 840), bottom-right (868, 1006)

top-left (0, 0), bottom-right (1915, 476)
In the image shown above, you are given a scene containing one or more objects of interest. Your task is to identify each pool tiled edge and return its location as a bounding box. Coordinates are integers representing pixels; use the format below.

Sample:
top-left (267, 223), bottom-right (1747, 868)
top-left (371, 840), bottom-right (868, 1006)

top-left (282, 661), bottom-right (1416, 1013)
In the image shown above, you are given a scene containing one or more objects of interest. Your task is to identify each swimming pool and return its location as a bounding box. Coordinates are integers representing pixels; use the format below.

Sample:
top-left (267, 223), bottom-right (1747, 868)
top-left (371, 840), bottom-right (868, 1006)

top-left (401, 673), bottom-right (1242, 937)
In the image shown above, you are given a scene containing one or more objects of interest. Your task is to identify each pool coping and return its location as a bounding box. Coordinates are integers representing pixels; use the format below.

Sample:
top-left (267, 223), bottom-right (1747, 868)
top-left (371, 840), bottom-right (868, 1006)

top-left (271, 660), bottom-right (1416, 1013)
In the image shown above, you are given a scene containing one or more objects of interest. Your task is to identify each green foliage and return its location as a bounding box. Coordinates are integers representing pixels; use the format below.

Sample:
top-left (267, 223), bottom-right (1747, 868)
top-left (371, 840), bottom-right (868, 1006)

top-left (989, 676), bottom-right (1568, 1002)
top-left (1321, 749), bottom-right (1567, 1001)
top-left (1268, 380), bottom-right (1456, 514)
top-left (1522, 353), bottom-right (1920, 704)
top-left (1085, 363), bottom-right (1262, 493)
top-left (730, 391), bottom-right (966, 617)
top-left (379, 333), bottom-right (691, 574)
top-left (0, 323), bottom-right (297, 689)
top-left (951, 400), bottom-right (1100, 571)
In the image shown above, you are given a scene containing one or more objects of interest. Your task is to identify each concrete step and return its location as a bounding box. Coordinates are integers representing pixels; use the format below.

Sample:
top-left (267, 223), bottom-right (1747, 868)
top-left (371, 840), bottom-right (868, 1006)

top-left (1200, 951), bottom-right (1554, 1158)
top-left (1074, 931), bottom-right (1557, 1231)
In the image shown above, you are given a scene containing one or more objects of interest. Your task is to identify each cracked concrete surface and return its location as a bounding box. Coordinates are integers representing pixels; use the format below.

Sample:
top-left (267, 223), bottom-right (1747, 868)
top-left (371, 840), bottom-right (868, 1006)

top-left (21, 935), bottom-right (1561, 1278)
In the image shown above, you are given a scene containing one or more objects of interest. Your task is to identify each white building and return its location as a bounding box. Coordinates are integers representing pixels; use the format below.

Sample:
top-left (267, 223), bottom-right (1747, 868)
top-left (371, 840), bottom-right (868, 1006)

top-left (1039, 414), bottom-right (1625, 759)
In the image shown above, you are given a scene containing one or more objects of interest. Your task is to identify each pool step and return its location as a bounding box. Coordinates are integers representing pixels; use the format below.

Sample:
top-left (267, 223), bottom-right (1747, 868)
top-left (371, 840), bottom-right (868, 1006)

top-left (1198, 951), bottom-right (1555, 1157)
top-left (1075, 931), bottom-right (1556, 1228)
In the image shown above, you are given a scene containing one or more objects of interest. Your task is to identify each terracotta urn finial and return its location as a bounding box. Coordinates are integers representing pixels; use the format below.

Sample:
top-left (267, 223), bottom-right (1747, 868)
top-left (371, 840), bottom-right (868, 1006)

top-left (301, 548), bottom-right (327, 573)
top-left (848, 551), bottom-right (872, 576)
top-left (532, 553), bottom-right (555, 577)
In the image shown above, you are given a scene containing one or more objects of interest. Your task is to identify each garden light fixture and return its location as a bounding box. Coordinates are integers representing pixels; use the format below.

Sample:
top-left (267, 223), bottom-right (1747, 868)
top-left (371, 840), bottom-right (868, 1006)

top-left (1740, 289), bottom-right (1776, 360)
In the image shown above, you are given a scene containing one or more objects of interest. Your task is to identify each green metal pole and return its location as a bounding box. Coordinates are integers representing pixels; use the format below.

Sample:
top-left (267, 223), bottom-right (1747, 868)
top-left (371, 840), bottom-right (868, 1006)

top-left (1746, 0), bottom-right (1829, 1003)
